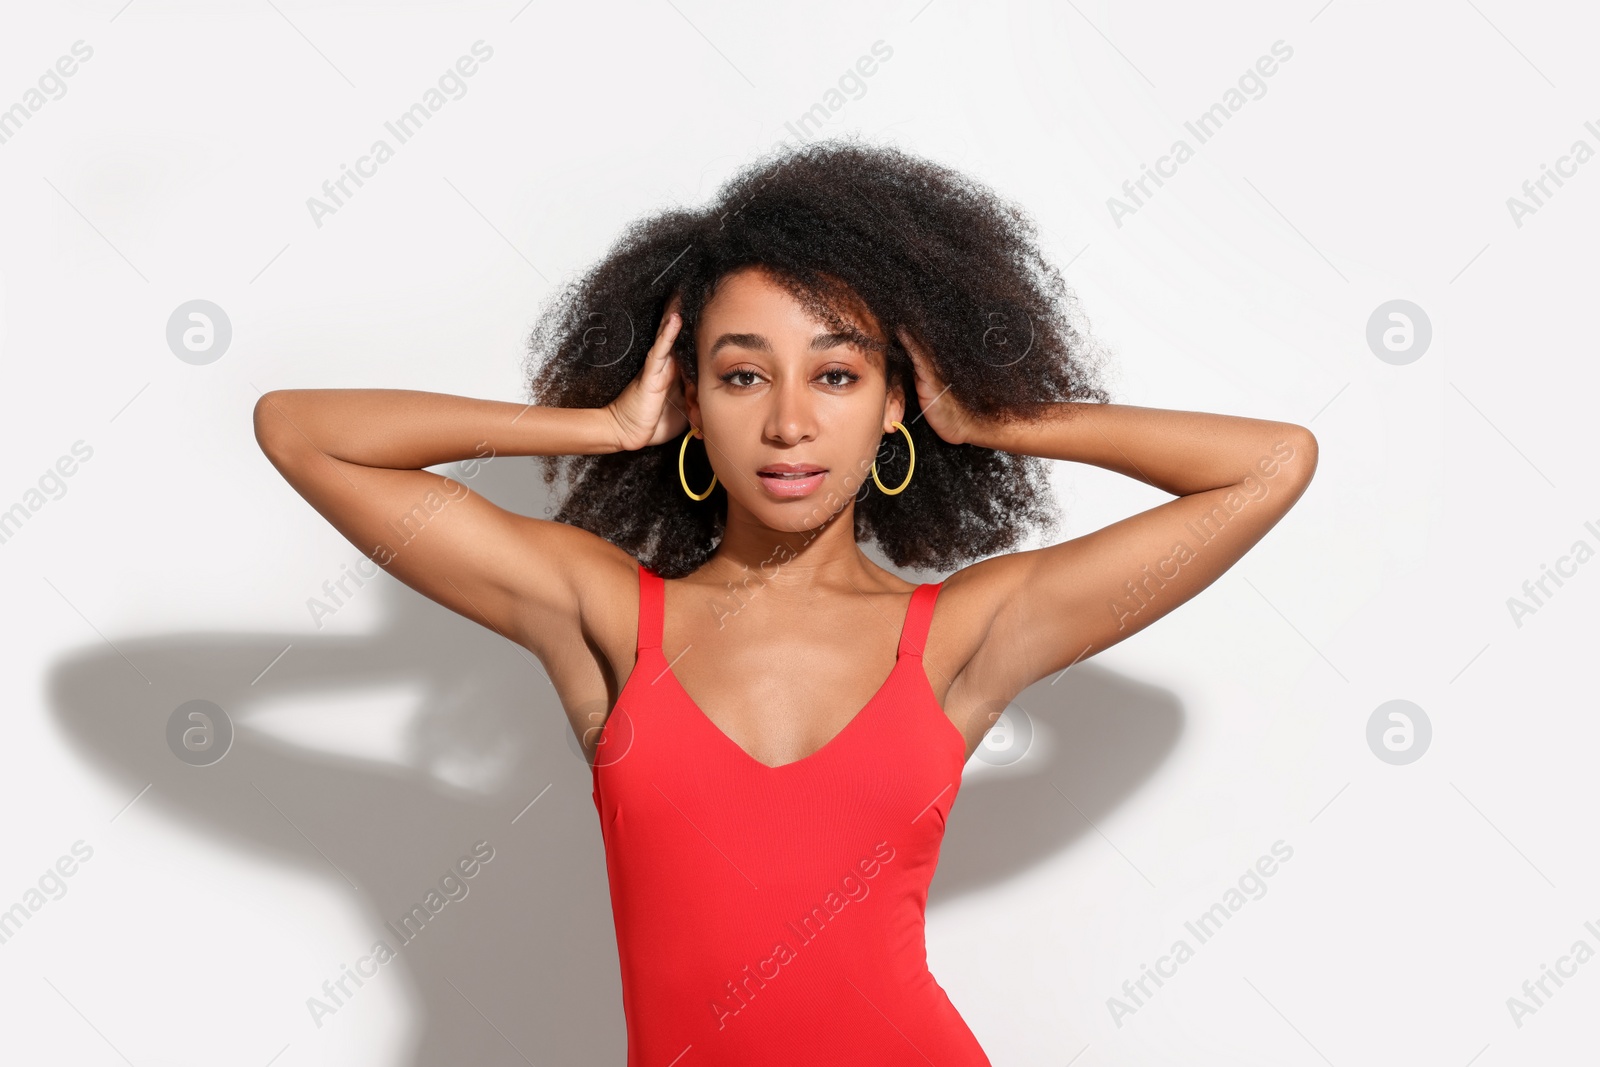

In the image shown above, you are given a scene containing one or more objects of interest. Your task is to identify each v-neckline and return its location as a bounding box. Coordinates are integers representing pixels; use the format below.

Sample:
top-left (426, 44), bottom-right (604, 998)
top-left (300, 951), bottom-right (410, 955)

top-left (657, 583), bottom-right (923, 773)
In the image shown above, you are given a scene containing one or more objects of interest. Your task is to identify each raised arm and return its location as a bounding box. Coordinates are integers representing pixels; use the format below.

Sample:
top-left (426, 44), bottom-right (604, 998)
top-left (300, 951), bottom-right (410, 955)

top-left (252, 299), bottom-right (688, 662)
top-left (896, 329), bottom-right (1319, 725)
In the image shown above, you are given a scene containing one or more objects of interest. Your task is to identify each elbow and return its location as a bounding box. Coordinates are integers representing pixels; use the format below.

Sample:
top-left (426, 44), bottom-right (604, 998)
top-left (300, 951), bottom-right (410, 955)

top-left (1281, 424), bottom-right (1318, 483)
top-left (253, 390), bottom-right (301, 458)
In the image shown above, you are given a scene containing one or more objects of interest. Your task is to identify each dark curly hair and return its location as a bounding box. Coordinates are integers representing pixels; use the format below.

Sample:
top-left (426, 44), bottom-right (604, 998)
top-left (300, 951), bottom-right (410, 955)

top-left (522, 134), bottom-right (1114, 579)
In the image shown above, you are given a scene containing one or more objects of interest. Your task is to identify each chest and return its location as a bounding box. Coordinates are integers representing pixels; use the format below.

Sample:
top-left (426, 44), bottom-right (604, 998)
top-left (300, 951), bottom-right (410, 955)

top-left (658, 589), bottom-right (914, 769)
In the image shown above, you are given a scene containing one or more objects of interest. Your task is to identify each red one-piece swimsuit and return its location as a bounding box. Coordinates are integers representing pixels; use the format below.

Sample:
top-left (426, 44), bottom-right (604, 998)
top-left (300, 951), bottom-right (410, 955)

top-left (590, 562), bottom-right (991, 1065)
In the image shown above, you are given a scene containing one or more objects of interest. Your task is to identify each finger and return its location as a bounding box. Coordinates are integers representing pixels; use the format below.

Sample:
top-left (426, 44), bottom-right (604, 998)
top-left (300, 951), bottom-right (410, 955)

top-left (644, 323), bottom-right (683, 392)
top-left (647, 312), bottom-right (680, 366)
top-left (897, 329), bottom-right (934, 382)
top-left (898, 328), bottom-right (934, 379)
top-left (654, 309), bottom-right (680, 342)
top-left (896, 335), bottom-right (934, 385)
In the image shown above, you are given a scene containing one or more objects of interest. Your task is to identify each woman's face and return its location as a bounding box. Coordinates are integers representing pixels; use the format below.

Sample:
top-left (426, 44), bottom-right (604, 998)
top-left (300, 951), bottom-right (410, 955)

top-left (683, 266), bottom-right (904, 532)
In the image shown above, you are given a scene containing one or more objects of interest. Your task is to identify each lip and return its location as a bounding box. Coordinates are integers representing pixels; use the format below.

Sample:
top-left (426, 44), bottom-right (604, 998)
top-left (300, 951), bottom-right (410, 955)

top-left (758, 463), bottom-right (827, 474)
top-left (757, 466), bottom-right (828, 499)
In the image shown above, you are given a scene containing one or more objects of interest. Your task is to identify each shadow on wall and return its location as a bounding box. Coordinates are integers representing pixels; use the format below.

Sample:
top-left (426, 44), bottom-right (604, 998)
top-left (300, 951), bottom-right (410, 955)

top-left (44, 455), bottom-right (1182, 1066)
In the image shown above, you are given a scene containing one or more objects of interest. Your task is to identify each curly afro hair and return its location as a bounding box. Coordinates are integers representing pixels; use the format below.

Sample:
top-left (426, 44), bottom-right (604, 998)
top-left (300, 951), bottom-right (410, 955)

top-left (522, 134), bottom-right (1114, 579)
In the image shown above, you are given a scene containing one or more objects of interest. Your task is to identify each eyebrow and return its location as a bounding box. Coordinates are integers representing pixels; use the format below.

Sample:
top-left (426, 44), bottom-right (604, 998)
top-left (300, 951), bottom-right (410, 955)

top-left (707, 328), bottom-right (888, 360)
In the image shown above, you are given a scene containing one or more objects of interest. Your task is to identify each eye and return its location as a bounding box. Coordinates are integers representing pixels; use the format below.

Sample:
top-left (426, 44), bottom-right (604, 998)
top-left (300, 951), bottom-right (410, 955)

top-left (717, 367), bottom-right (860, 389)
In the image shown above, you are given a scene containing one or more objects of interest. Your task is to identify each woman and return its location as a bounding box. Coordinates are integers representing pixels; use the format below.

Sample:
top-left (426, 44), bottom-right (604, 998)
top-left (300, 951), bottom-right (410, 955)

top-left (254, 138), bottom-right (1318, 1064)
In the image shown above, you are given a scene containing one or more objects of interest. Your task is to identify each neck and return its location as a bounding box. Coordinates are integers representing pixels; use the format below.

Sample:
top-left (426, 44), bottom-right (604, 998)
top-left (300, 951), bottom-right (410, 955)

top-left (698, 497), bottom-right (883, 596)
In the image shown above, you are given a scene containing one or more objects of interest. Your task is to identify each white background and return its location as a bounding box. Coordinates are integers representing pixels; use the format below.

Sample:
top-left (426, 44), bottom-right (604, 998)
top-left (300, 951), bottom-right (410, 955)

top-left (2, 1), bottom-right (1597, 1064)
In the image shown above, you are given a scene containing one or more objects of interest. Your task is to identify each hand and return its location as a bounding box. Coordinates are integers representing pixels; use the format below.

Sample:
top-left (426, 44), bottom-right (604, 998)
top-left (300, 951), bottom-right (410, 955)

top-left (605, 293), bottom-right (689, 451)
top-left (896, 325), bottom-right (982, 446)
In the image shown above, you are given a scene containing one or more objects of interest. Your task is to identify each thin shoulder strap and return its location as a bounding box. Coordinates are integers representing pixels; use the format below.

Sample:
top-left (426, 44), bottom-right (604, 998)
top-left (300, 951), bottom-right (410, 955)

top-left (897, 582), bottom-right (943, 659)
top-left (635, 563), bottom-right (664, 651)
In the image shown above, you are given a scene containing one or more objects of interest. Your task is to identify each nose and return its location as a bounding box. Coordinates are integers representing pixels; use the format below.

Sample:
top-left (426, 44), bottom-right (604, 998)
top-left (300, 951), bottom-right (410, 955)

top-left (762, 374), bottom-right (818, 446)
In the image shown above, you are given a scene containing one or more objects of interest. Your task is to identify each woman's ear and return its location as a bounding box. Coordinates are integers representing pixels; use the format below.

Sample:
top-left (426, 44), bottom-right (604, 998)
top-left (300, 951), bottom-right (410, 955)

top-left (886, 372), bottom-right (907, 432)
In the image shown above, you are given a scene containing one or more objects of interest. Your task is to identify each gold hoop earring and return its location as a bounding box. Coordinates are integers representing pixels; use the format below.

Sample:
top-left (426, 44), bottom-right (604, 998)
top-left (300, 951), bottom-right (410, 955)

top-left (678, 426), bottom-right (718, 500)
top-left (871, 420), bottom-right (914, 495)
